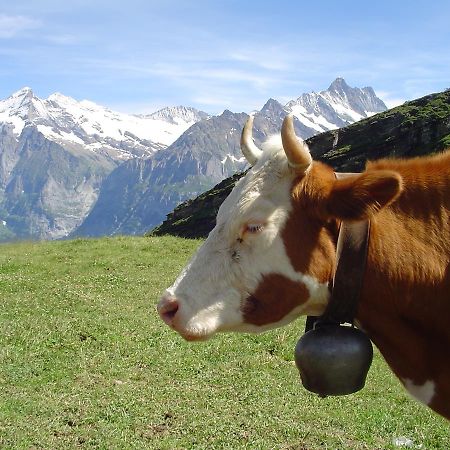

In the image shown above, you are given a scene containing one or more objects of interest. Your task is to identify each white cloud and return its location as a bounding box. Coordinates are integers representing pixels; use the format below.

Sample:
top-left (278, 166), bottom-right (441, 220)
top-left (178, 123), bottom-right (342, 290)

top-left (0, 14), bottom-right (41, 38)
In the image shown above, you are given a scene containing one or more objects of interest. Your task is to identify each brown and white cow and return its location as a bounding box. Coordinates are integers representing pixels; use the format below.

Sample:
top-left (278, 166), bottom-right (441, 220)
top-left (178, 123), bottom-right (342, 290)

top-left (158, 114), bottom-right (450, 420)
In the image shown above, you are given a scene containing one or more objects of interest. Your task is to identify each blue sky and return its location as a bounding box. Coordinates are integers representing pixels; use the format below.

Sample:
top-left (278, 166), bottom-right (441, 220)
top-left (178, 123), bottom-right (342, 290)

top-left (1, 0), bottom-right (449, 114)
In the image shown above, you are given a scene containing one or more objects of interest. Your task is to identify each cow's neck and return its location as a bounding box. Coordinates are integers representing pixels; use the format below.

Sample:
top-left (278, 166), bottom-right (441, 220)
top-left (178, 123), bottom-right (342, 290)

top-left (356, 203), bottom-right (450, 419)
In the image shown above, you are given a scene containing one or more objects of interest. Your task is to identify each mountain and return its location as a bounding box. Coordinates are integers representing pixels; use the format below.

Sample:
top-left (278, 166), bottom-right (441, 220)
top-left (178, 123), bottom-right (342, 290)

top-left (286, 77), bottom-right (387, 133)
top-left (0, 79), bottom-right (387, 241)
top-left (0, 88), bottom-right (207, 240)
top-left (151, 89), bottom-right (450, 239)
top-left (74, 79), bottom-right (388, 238)
top-left (72, 110), bottom-right (250, 237)
top-left (0, 88), bottom-right (209, 159)
top-left (0, 123), bottom-right (116, 241)
top-left (145, 105), bottom-right (210, 125)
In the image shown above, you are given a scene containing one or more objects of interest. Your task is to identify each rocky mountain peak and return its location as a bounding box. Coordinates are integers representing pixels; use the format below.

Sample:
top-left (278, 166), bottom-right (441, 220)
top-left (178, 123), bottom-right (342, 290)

top-left (46, 91), bottom-right (79, 107)
top-left (1, 87), bottom-right (33, 111)
top-left (324, 77), bottom-right (387, 112)
top-left (328, 77), bottom-right (350, 93)
top-left (220, 109), bottom-right (236, 119)
top-left (0, 87), bottom-right (51, 126)
top-left (286, 78), bottom-right (387, 132)
top-left (11, 86), bottom-right (35, 100)
top-left (260, 98), bottom-right (284, 115)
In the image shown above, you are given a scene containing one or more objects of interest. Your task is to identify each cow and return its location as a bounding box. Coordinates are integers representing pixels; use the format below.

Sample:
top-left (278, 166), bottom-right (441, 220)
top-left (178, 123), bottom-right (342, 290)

top-left (157, 114), bottom-right (450, 420)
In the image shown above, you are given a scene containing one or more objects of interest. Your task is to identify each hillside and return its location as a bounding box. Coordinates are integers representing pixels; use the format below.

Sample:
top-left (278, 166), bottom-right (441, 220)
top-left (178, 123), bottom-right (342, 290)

top-left (151, 89), bottom-right (450, 238)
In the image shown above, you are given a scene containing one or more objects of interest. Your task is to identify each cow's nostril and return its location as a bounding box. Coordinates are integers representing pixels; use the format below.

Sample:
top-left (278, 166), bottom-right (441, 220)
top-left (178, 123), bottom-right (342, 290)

top-left (163, 304), bottom-right (178, 323)
top-left (158, 298), bottom-right (179, 327)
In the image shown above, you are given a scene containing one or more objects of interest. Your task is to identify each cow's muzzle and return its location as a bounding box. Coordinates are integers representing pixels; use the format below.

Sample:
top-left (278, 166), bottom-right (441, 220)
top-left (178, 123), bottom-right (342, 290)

top-left (157, 293), bottom-right (210, 341)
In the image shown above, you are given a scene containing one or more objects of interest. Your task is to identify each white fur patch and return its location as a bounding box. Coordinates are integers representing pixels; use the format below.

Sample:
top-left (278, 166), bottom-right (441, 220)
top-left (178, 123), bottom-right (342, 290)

top-left (403, 378), bottom-right (435, 405)
top-left (163, 138), bottom-right (328, 337)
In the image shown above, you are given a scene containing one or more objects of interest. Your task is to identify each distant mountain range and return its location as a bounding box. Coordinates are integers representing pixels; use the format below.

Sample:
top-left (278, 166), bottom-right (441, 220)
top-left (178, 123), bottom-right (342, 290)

top-left (0, 78), bottom-right (387, 241)
top-left (0, 89), bottom-right (208, 240)
top-left (0, 88), bottom-right (209, 159)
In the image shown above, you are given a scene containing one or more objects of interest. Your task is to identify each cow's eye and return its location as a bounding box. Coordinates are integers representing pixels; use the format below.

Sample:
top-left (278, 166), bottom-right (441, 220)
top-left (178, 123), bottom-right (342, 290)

top-left (246, 223), bottom-right (264, 234)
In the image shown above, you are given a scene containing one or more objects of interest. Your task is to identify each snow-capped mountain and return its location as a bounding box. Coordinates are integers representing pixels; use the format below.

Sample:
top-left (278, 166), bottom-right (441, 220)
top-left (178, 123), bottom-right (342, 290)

top-left (0, 87), bottom-right (208, 240)
top-left (286, 78), bottom-right (387, 134)
top-left (0, 78), bottom-right (388, 241)
top-left (145, 105), bottom-right (209, 124)
top-left (0, 88), bottom-right (209, 160)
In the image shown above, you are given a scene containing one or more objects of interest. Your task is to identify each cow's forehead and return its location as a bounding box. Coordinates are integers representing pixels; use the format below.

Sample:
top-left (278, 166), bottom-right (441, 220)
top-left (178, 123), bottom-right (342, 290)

top-left (216, 138), bottom-right (292, 232)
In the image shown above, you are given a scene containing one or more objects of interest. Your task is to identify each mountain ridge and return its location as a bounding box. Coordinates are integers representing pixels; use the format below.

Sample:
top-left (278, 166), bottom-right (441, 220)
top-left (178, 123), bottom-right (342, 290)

top-left (73, 79), bottom-right (388, 238)
top-left (0, 78), bottom-right (388, 241)
top-left (0, 88), bottom-right (209, 159)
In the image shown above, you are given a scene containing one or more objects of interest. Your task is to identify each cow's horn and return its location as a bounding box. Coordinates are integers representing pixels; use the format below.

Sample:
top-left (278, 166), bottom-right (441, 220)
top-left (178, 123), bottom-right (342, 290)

top-left (281, 114), bottom-right (312, 173)
top-left (240, 115), bottom-right (262, 166)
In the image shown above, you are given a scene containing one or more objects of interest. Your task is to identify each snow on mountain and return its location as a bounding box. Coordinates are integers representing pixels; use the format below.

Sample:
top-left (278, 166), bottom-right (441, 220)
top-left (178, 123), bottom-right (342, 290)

top-left (286, 78), bottom-right (387, 134)
top-left (145, 105), bottom-right (209, 124)
top-left (0, 88), bottom-right (209, 160)
top-left (0, 87), bottom-right (47, 135)
top-left (221, 153), bottom-right (246, 166)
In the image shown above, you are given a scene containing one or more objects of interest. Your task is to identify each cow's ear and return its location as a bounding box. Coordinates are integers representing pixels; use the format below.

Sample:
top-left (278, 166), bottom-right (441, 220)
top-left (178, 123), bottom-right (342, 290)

top-left (326, 170), bottom-right (403, 221)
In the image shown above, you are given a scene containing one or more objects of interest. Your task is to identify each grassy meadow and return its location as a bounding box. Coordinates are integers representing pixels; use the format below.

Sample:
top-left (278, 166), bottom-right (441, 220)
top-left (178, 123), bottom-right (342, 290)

top-left (0, 236), bottom-right (448, 449)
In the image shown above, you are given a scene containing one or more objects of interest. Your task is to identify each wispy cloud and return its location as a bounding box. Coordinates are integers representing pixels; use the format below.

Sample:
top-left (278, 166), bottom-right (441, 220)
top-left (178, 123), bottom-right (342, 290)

top-left (228, 48), bottom-right (291, 71)
top-left (0, 14), bottom-right (41, 39)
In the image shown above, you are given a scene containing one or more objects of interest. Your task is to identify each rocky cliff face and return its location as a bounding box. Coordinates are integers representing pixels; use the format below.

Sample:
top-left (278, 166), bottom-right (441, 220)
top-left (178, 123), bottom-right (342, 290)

top-left (2, 127), bottom-right (114, 240)
top-left (151, 89), bottom-right (450, 239)
top-left (0, 124), bottom-right (20, 188)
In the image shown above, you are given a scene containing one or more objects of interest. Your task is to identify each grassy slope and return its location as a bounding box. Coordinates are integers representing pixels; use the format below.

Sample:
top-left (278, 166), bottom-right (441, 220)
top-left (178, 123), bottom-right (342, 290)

top-left (0, 237), bottom-right (448, 449)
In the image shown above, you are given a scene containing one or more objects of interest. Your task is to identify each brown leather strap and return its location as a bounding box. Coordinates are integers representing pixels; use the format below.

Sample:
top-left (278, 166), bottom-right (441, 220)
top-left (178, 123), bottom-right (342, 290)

top-left (306, 172), bottom-right (370, 329)
top-left (321, 219), bottom-right (370, 324)
top-left (322, 172), bottom-right (370, 324)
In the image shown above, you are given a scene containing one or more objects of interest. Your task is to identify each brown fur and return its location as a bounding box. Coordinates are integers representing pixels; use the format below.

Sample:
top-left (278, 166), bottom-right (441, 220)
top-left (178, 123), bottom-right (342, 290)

top-left (359, 151), bottom-right (450, 419)
top-left (244, 149), bottom-right (450, 419)
top-left (242, 274), bottom-right (310, 326)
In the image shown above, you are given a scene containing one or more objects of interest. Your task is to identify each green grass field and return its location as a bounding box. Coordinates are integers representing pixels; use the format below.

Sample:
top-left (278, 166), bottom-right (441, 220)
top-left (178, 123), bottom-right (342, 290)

top-left (0, 236), bottom-right (448, 449)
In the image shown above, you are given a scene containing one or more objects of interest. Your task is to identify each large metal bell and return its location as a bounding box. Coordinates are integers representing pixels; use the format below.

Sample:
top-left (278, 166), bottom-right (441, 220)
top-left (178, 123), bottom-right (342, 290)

top-left (294, 322), bottom-right (373, 397)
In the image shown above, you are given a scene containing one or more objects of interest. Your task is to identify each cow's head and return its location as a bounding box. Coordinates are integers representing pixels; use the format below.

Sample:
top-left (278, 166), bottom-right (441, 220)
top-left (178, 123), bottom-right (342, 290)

top-left (157, 115), bottom-right (402, 341)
